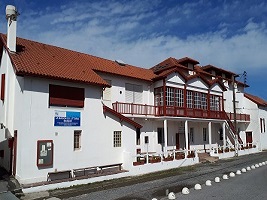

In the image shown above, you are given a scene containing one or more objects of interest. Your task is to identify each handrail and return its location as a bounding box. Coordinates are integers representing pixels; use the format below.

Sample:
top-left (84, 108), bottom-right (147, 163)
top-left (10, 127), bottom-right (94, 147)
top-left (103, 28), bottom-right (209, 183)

top-left (112, 102), bottom-right (250, 122)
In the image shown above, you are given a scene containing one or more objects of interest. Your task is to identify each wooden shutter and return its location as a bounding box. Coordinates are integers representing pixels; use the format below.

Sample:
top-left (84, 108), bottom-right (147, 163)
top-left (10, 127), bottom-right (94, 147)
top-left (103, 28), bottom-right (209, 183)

top-left (1, 74), bottom-right (5, 101)
top-left (103, 80), bottom-right (111, 101)
top-left (49, 84), bottom-right (84, 108)
top-left (125, 83), bottom-right (134, 103)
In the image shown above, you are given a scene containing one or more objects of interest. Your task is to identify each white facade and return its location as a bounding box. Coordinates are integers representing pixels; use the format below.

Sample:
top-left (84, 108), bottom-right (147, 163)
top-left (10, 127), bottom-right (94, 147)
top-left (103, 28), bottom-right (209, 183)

top-left (0, 5), bottom-right (266, 189)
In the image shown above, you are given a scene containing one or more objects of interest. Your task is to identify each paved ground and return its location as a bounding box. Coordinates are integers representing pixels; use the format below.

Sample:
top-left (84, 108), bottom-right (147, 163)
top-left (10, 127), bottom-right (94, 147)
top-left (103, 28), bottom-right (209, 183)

top-left (18, 151), bottom-right (267, 199)
top-left (20, 151), bottom-right (265, 200)
top-left (0, 167), bottom-right (19, 199)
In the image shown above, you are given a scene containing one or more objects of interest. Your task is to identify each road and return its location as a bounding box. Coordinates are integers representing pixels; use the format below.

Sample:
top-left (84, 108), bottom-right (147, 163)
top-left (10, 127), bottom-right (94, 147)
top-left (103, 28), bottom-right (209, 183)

top-left (48, 151), bottom-right (267, 200)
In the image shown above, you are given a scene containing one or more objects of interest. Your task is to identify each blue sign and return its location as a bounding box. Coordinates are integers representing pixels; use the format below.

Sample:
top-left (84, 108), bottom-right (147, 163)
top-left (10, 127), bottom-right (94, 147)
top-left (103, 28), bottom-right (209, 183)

top-left (54, 111), bottom-right (81, 126)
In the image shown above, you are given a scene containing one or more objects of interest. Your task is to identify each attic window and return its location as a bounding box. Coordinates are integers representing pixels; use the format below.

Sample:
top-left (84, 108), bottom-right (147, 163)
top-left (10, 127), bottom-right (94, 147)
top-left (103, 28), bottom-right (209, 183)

top-left (115, 60), bottom-right (126, 66)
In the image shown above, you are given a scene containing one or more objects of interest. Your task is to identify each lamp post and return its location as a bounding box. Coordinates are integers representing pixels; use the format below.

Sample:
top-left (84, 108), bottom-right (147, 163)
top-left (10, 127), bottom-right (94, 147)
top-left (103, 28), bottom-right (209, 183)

top-left (232, 74), bottom-right (239, 156)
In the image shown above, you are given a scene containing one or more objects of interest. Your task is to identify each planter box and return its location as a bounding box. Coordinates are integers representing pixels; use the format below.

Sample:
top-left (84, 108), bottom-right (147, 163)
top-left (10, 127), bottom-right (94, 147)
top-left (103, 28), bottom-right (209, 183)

top-left (133, 161), bottom-right (145, 166)
top-left (163, 157), bottom-right (174, 162)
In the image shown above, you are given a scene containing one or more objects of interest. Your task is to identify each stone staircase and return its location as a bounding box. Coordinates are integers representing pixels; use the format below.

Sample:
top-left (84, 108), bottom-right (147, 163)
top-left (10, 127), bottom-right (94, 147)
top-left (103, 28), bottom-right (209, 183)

top-left (198, 153), bottom-right (219, 163)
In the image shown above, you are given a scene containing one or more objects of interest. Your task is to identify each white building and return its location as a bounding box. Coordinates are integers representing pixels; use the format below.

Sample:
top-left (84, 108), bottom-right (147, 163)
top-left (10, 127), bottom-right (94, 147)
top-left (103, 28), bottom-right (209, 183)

top-left (0, 5), bottom-right (265, 190)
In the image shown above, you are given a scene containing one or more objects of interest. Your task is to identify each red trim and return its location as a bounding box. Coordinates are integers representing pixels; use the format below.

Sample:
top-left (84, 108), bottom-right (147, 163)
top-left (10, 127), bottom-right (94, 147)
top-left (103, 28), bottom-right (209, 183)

top-left (12, 131), bottom-right (17, 176)
top-left (1, 74), bottom-right (5, 101)
top-left (103, 105), bottom-right (142, 129)
top-left (163, 79), bottom-right (166, 116)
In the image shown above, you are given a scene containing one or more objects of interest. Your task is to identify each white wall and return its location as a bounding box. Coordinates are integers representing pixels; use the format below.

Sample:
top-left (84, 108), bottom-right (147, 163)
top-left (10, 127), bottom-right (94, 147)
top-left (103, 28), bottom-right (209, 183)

top-left (5, 75), bottom-right (137, 184)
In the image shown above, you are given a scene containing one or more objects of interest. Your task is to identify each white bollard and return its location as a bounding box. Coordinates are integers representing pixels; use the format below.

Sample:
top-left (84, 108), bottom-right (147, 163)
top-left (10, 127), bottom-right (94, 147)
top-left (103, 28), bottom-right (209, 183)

top-left (152, 198), bottom-right (158, 200)
top-left (241, 168), bottom-right (246, 173)
top-left (229, 172), bottom-right (235, 177)
top-left (263, 162), bottom-right (266, 165)
top-left (255, 164), bottom-right (259, 168)
top-left (222, 174), bottom-right (228, 179)
top-left (247, 166), bottom-right (251, 171)
top-left (215, 177), bottom-right (220, 183)
top-left (182, 187), bottom-right (190, 195)
top-left (259, 163), bottom-right (262, 167)
top-left (206, 180), bottom-right (212, 186)
top-left (168, 192), bottom-right (176, 200)
top-left (194, 184), bottom-right (202, 190)
top-left (251, 165), bottom-right (255, 169)
top-left (236, 170), bottom-right (241, 175)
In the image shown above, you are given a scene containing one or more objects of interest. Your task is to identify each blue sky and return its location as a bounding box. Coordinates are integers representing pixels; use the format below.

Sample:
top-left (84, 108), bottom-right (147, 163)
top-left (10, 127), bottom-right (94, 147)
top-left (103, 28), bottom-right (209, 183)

top-left (1, 0), bottom-right (267, 99)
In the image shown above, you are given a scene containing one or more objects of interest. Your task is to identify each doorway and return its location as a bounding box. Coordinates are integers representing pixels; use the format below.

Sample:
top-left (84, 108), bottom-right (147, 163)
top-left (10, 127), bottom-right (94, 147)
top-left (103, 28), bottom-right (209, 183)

top-left (246, 131), bottom-right (253, 148)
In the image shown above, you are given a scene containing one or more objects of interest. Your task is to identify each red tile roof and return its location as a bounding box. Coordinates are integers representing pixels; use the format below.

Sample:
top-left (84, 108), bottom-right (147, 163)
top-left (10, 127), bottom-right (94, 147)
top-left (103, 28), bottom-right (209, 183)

top-left (244, 93), bottom-right (267, 106)
top-left (103, 105), bottom-right (142, 128)
top-left (0, 34), bottom-right (155, 86)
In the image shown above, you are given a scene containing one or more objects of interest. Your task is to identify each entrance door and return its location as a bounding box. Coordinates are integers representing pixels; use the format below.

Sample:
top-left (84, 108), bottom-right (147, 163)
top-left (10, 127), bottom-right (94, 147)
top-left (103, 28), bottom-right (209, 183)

top-left (246, 132), bottom-right (253, 148)
top-left (176, 133), bottom-right (180, 149)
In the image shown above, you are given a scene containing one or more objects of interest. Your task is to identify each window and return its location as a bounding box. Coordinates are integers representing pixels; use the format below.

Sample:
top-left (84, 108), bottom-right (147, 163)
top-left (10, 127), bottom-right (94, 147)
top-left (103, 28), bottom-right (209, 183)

top-left (154, 87), bottom-right (163, 106)
top-left (210, 95), bottom-right (221, 111)
top-left (175, 88), bottom-right (184, 107)
top-left (103, 79), bottom-right (111, 101)
top-left (201, 93), bottom-right (207, 110)
top-left (74, 131), bottom-right (81, 151)
top-left (166, 87), bottom-right (174, 106)
top-left (157, 128), bottom-right (164, 144)
top-left (1, 74), bottom-right (5, 101)
top-left (194, 92), bottom-right (201, 109)
top-left (114, 131), bottom-right (122, 147)
top-left (125, 83), bottom-right (142, 104)
top-left (145, 136), bottom-right (149, 144)
top-left (189, 128), bottom-right (194, 143)
top-left (187, 91), bottom-right (193, 108)
top-left (203, 128), bottom-right (207, 142)
top-left (49, 84), bottom-right (84, 108)
top-left (136, 128), bottom-right (140, 145)
top-left (260, 118), bottom-right (266, 133)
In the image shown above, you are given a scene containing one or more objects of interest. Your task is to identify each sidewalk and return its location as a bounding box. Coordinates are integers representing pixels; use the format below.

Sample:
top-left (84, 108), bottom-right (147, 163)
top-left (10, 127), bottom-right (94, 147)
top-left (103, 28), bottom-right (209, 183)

top-left (16, 151), bottom-right (267, 199)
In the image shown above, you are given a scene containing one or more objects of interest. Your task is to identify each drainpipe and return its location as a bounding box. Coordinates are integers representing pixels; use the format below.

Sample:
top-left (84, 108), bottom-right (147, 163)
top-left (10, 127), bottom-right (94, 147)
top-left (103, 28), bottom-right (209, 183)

top-left (232, 74), bottom-right (239, 156)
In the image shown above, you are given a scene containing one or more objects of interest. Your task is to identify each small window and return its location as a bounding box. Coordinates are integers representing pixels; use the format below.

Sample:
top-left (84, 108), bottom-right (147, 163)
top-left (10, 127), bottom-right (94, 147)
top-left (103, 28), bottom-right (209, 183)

top-left (114, 131), bottom-right (121, 147)
top-left (145, 136), bottom-right (149, 144)
top-left (74, 131), bottom-right (81, 151)
top-left (136, 128), bottom-right (140, 145)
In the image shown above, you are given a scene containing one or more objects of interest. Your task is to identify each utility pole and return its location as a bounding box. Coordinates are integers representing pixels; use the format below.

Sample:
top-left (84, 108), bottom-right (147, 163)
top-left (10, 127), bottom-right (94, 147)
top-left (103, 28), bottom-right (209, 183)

top-left (232, 74), bottom-right (239, 156)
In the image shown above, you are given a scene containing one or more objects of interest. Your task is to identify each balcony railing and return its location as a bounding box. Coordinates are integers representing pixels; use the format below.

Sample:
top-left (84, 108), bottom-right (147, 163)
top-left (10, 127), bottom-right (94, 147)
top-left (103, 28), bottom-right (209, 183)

top-left (112, 102), bottom-right (250, 121)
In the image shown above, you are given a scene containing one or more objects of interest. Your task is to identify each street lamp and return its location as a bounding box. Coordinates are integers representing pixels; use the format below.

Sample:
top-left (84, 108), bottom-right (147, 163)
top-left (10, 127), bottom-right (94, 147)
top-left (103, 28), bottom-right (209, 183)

top-left (232, 74), bottom-right (239, 156)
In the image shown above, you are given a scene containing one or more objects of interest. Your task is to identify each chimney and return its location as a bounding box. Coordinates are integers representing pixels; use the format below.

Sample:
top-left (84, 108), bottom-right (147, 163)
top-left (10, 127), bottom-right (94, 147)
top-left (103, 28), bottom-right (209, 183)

top-left (6, 5), bottom-right (18, 52)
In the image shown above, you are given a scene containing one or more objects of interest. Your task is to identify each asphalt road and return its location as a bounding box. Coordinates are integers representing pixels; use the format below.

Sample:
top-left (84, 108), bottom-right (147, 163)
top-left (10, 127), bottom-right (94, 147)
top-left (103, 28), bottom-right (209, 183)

top-left (48, 151), bottom-right (267, 200)
top-left (163, 162), bottom-right (267, 200)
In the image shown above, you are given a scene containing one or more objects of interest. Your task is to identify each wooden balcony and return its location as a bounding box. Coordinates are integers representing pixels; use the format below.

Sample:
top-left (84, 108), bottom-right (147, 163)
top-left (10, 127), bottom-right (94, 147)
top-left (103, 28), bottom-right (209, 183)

top-left (112, 102), bottom-right (250, 121)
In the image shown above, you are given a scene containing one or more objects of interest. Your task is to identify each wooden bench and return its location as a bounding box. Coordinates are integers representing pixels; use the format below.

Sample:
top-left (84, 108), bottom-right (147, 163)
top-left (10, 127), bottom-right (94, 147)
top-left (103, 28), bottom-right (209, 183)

top-left (73, 167), bottom-right (98, 177)
top-left (47, 170), bottom-right (72, 181)
top-left (73, 163), bottom-right (123, 177)
top-left (98, 163), bottom-right (122, 173)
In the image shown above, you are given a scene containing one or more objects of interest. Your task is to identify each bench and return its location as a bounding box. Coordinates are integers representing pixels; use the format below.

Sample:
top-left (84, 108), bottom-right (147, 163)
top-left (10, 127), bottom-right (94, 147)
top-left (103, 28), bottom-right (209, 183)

top-left (98, 163), bottom-right (122, 173)
top-left (73, 167), bottom-right (98, 177)
top-left (47, 170), bottom-right (72, 181)
top-left (73, 163), bottom-right (123, 178)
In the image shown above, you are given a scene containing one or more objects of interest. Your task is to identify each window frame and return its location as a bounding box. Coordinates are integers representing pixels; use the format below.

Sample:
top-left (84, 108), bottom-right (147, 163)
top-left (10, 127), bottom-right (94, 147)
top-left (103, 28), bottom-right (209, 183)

top-left (113, 131), bottom-right (122, 147)
top-left (74, 130), bottom-right (82, 151)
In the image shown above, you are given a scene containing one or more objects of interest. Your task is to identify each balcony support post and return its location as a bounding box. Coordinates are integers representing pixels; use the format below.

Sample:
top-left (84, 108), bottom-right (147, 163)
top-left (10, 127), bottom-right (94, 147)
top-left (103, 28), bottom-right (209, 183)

top-left (223, 122), bottom-right (226, 148)
top-left (185, 120), bottom-right (189, 157)
top-left (208, 122), bottom-right (212, 150)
